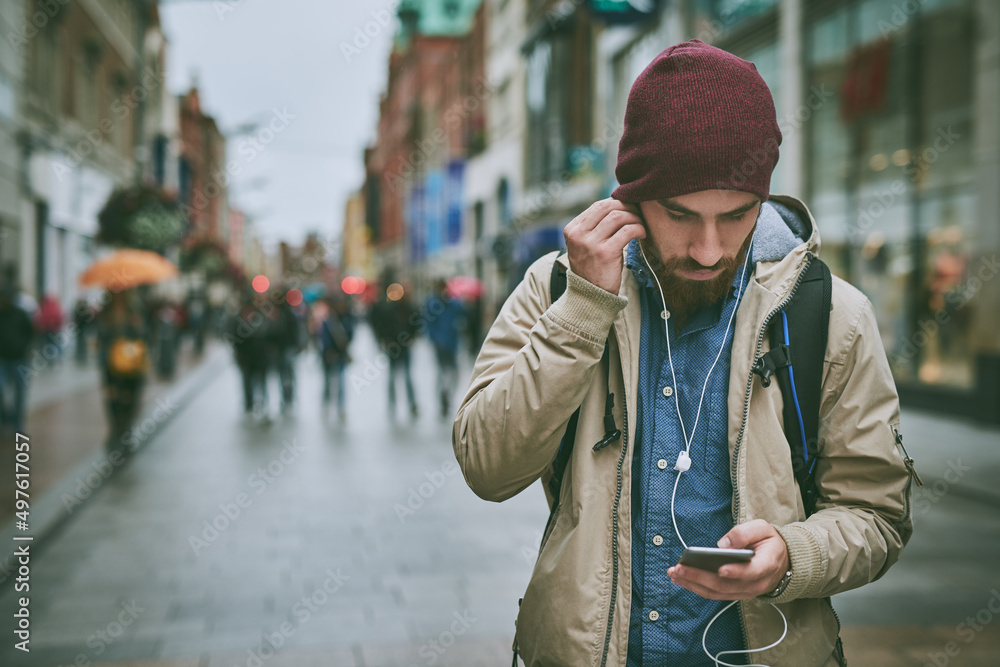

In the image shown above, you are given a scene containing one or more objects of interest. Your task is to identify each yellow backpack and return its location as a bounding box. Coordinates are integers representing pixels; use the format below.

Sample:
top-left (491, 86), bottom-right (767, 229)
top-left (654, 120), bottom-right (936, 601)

top-left (108, 338), bottom-right (149, 376)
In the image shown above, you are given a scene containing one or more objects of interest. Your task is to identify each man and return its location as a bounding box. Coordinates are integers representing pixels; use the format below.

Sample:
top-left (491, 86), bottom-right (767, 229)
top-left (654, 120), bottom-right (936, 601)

top-left (319, 295), bottom-right (355, 419)
top-left (369, 284), bottom-right (420, 419)
top-left (452, 40), bottom-right (914, 666)
top-left (425, 279), bottom-right (466, 418)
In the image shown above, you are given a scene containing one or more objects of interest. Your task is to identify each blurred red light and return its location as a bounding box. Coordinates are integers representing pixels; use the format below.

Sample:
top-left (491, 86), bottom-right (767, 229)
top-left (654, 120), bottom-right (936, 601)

top-left (341, 276), bottom-right (365, 295)
top-left (286, 289), bottom-right (303, 306)
top-left (252, 275), bottom-right (270, 293)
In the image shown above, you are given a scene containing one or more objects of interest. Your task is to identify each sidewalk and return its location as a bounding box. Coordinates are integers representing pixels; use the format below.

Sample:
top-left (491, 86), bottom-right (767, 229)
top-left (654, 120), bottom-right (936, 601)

top-left (0, 338), bottom-right (229, 527)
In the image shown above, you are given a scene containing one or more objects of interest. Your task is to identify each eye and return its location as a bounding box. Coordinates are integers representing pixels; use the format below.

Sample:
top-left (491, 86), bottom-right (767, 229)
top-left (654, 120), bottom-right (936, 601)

top-left (723, 210), bottom-right (751, 222)
top-left (665, 210), bottom-right (690, 221)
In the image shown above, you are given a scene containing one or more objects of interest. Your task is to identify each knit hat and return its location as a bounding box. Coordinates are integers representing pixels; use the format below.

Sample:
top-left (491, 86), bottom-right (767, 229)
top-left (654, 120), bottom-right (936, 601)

top-left (612, 40), bottom-right (782, 204)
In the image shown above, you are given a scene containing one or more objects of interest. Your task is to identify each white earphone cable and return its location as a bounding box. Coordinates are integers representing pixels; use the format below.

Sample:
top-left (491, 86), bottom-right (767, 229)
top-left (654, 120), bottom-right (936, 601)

top-left (639, 215), bottom-right (786, 666)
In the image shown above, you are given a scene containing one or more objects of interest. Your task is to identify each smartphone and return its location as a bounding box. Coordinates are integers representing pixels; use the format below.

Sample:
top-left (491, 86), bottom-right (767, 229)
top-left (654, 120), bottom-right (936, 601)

top-left (679, 547), bottom-right (755, 572)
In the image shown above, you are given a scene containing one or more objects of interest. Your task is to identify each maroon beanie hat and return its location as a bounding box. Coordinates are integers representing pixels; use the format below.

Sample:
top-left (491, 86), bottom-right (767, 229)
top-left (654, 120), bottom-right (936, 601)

top-left (612, 40), bottom-right (782, 204)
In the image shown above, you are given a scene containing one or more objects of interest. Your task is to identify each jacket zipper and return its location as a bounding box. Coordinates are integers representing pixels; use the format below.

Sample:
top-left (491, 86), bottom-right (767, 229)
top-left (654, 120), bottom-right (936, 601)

top-left (600, 389), bottom-right (629, 667)
top-left (730, 253), bottom-right (814, 648)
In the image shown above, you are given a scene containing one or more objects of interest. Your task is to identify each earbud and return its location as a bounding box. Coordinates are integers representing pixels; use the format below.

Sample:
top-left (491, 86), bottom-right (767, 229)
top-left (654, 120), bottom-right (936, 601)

top-left (675, 450), bottom-right (692, 472)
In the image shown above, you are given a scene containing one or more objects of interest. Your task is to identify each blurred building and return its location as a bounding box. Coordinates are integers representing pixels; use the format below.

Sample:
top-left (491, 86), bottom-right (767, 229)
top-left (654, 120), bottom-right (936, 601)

top-left (463, 0), bottom-right (529, 325)
top-left (228, 207), bottom-right (245, 268)
top-left (365, 0), bottom-right (484, 293)
top-left (341, 189), bottom-right (376, 287)
top-left (178, 86), bottom-right (229, 245)
top-left (0, 0), bottom-right (24, 281)
top-left (12, 0), bottom-right (166, 311)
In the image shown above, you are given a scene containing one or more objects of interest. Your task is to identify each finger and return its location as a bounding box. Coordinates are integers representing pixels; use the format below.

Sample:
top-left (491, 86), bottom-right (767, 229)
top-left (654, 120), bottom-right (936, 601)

top-left (605, 222), bottom-right (646, 250)
top-left (590, 209), bottom-right (644, 241)
top-left (670, 568), bottom-right (752, 601)
top-left (719, 519), bottom-right (773, 549)
top-left (573, 199), bottom-right (633, 232)
top-left (717, 558), bottom-right (775, 584)
top-left (669, 564), bottom-right (739, 594)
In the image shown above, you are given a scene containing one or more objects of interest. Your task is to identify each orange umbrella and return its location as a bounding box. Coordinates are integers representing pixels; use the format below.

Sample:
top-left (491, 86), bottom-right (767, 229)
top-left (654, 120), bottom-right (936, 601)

top-left (79, 249), bottom-right (178, 290)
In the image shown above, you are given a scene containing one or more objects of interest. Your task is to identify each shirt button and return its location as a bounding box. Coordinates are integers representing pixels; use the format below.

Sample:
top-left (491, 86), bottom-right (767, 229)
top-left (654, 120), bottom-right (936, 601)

top-left (657, 458), bottom-right (668, 470)
top-left (648, 610), bottom-right (659, 621)
top-left (662, 386), bottom-right (673, 397)
top-left (661, 310), bottom-right (670, 320)
top-left (652, 534), bottom-right (663, 546)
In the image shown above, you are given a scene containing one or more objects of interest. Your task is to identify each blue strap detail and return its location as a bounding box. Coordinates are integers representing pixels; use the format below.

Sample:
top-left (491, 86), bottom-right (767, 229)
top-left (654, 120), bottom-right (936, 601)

top-left (781, 310), bottom-right (809, 464)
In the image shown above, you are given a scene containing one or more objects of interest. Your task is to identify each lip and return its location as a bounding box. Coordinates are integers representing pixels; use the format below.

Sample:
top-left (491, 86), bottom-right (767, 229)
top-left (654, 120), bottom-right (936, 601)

top-left (679, 268), bottom-right (723, 281)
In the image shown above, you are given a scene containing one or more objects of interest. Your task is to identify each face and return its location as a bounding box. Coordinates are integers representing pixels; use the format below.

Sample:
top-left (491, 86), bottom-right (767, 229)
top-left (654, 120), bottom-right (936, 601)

top-left (638, 189), bottom-right (760, 318)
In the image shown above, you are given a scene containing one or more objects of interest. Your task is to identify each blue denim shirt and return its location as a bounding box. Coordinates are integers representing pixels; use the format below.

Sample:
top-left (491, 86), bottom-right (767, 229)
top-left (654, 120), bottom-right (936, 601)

top-left (625, 238), bottom-right (752, 666)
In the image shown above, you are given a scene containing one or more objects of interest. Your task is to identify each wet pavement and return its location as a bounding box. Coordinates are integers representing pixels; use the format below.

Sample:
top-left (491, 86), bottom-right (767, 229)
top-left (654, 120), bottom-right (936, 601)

top-left (0, 323), bottom-right (998, 666)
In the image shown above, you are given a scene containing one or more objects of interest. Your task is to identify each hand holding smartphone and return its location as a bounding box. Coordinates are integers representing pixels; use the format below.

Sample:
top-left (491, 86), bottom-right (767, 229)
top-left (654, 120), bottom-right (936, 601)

top-left (678, 546), bottom-right (755, 572)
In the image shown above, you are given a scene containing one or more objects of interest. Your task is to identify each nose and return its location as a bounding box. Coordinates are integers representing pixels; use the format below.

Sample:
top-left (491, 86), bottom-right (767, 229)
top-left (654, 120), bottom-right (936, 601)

top-left (688, 222), bottom-right (724, 268)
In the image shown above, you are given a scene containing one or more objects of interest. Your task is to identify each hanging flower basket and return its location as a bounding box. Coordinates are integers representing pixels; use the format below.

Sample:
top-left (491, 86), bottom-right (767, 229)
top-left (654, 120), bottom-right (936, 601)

top-left (97, 185), bottom-right (186, 253)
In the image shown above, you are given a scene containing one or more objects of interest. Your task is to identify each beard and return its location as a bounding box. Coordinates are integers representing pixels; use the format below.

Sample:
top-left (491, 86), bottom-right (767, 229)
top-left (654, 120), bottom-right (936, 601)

top-left (640, 224), bottom-right (755, 329)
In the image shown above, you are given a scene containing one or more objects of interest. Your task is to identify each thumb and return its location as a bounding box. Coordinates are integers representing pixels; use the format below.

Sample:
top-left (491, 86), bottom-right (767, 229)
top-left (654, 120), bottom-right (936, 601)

top-left (718, 519), bottom-right (772, 549)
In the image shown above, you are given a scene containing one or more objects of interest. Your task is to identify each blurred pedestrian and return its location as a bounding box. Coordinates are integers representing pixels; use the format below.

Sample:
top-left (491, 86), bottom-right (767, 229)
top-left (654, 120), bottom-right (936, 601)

top-left (73, 297), bottom-right (92, 365)
top-left (35, 293), bottom-right (65, 360)
top-left (154, 299), bottom-right (181, 380)
top-left (0, 288), bottom-right (35, 434)
top-left (426, 279), bottom-right (465, 418)
top-left (187, 292), bottom-right (207, 355)
top-left (228, 291), bottom-right (273, 423)
top-left (319, 296), bottom-right (355, 419)
top-left (96, 292), bottom-right (149, 452)
top-left (370, 285), bottom-right (419, 419)
top-left (273, 292), bottom-right (301, 416)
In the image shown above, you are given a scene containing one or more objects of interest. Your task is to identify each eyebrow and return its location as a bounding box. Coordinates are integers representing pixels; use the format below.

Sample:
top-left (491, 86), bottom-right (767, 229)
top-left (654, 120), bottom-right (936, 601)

top-left (659, 198), bottom-right (760, 218)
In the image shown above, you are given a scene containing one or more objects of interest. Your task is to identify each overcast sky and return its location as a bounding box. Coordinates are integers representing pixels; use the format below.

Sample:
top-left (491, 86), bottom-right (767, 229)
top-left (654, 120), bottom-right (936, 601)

top-left (159, 0), bottom-right (395, 250)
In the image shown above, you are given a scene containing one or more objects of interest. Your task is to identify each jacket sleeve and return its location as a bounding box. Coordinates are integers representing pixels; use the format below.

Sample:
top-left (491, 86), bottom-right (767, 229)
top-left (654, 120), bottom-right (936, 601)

top-left (773, 294), bottom-right (914, 602)
top-left (452, 252), bottom-right (628, 502)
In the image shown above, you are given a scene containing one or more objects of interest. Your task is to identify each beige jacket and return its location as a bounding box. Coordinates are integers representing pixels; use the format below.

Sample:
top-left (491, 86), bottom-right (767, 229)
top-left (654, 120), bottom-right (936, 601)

top-left (452, 195), bottom-right (914, 666)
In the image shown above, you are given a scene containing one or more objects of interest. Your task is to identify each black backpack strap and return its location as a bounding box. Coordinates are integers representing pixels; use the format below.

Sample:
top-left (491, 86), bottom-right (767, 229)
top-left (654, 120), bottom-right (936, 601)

top-left (549, 250), bottom-right (567, 306)
top-left (543, 251), bottom-right (619, 531)
top-left (546, 251), bottom-right (577, 509)
top-left (767, 256), bottom-right (832, 516)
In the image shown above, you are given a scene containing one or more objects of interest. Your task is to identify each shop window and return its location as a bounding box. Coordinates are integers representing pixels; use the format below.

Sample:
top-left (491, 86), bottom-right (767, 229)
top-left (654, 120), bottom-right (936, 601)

top-left (805, 0), bottom-right (977, 390)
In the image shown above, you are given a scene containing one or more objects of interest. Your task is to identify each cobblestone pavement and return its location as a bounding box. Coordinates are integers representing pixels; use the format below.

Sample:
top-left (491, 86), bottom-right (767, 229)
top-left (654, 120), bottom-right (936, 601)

top-left (1, 324), bottom-right (998, 666)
